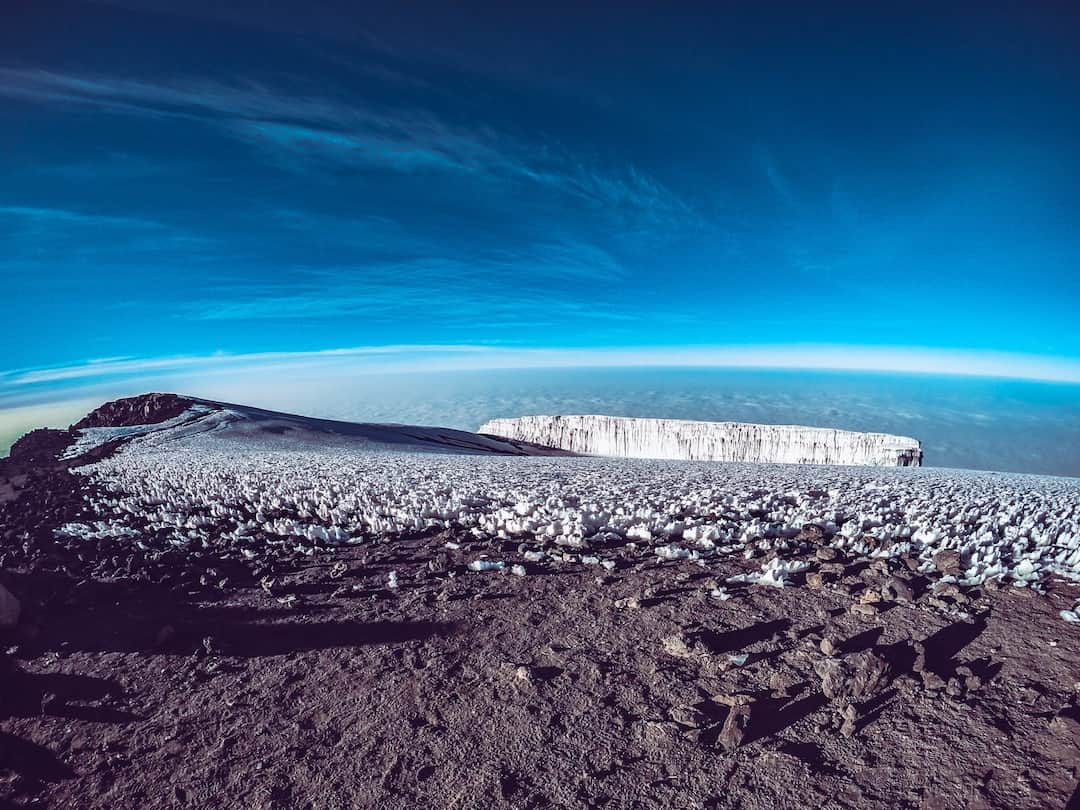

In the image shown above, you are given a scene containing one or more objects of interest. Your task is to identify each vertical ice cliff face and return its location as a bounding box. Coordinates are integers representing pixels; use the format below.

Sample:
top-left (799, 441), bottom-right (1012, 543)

top-left (478, 415), bottom-right (923, 467)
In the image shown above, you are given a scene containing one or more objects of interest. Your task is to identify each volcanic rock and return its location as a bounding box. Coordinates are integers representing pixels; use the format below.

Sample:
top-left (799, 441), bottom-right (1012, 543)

top-left (882, 576), bottom-right (915, 603)
top-left (815, 651), bottom-right (891, 701)
top-left (932, 550), bottom-right (963, 577)
top-left (72, 393), bottom-right (196, 430)
top-left (7, 428), bottom-right (78, 464)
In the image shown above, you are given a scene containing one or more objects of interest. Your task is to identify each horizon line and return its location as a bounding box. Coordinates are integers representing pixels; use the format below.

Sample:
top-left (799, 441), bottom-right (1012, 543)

top-left (2, 343), bottom-right (1080, 409)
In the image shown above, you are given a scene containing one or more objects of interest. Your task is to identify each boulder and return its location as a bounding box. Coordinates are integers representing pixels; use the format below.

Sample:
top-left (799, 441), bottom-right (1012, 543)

top-left (932, 549), bottom-right (963, 576)
top-left (815, 651), bottom-right (891, 701)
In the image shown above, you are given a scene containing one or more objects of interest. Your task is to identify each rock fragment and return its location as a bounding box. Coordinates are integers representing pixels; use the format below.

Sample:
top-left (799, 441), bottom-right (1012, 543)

top-left (815, 651), bottom-right (891, 701)
top-left (912, 641), bottom-right (927, 673)
top-left (662, 633), bottom-right (697, 659)
top-left (882, 576), bottom-right (914, 603)
top-left (957, 665), bottom-right (983, 692)
top-left (859, 589), bottom-right (883, 605)
top-left (920, 670), bottom-right (946, 691)
top-left (719, 706), bottom-right (751, 751)
top-left (714, 694), bottom-right (755, 751)
top-left (669, 704), bottom-right (706, 728)
top-left (769, 671), bottom-right (799, 699)
top-left (839, 703), bottom-right (859, 738)
top-left (932, 549), bottom-right (963, 576)
top-left (796, 525), bottom-right (825, 544)
top-left (514, 665), bottom-right (535, 683)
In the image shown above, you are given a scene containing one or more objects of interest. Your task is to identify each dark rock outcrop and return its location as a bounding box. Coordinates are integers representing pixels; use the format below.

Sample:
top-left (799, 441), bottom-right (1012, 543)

top-left (7, 429), bottom-right (78, 464)
top-left (72, 393), bottom-right (196, 430)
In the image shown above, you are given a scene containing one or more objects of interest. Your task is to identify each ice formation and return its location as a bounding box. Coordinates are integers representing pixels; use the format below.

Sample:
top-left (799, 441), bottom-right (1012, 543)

top-left (479, 415), bottom-right (922, 467)
top-left (56, 414), bottom-right (1080, 617)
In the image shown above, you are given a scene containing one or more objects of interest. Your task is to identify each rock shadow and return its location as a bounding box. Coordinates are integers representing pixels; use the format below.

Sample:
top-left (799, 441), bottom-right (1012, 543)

top-left (695, 619), bottom-right (791, 656)
top-left (13, 571), bottom-right (455, 659)
top-left (5, 671), bottom-right (137, 724)
top-left (839, 626), bottom-right (883, 654)
top-left (208, 619), bottom-right (456, 658)
top-left (776, 740), bottom-right (842, 775)
top-left (742, 692), bottom-right (829, 745)
top-left (920, 616), bottom-right (988, 678)
top-left (0, 732), bottom-right (75, 794)
top-left (853, 688), bottom-right (897, 734)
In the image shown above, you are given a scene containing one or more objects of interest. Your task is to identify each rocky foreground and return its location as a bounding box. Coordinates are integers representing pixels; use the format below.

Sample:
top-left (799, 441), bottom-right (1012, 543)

top-left (1, 395), bottom-right (1079, 809)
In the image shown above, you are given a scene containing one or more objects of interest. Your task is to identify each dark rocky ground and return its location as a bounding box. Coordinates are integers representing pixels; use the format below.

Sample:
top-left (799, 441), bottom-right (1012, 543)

top-left (2, 405), bottom-right (1080, 809)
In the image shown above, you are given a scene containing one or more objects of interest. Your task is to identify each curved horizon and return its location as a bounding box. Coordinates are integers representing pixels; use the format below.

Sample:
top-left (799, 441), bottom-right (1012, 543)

top-left (3, 361), bottom-right (1078, 479)
top-left (3, 343), bottom-right (1080, 405)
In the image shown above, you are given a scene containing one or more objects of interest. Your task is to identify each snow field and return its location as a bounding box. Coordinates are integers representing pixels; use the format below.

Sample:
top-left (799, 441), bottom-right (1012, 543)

top-left (56, 437), bottom-right (1080, 612)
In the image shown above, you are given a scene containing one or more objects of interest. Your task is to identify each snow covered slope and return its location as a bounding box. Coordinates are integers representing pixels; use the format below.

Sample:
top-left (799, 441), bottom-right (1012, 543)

top-left (177, 401), bottom-right (574, 456)
top-left (479, 415), bottom-right (922, 467)
top-left (60, 395), bottom-right (572, 459)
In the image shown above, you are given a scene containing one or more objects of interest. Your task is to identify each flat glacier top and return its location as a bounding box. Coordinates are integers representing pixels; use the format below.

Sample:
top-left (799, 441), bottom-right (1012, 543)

top-left (480, 414), bottom-right (922, 466)
top-left (61, 424), bottom-right (1080, 619)
top-left (486, 414), bottom-right (919, 442)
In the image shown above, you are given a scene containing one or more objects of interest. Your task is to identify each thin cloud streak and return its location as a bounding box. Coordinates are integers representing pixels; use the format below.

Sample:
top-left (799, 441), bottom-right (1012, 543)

top-left (0, 67), bottom-right (694, 224)
top-left (0, 205), bottom-right (165, 230)
top-left (3, 346), bottom-right (1079, 402)
top-left (0, 344), bottom-right (504, 386)
top-left (185, 244), bottom-right (629, 321)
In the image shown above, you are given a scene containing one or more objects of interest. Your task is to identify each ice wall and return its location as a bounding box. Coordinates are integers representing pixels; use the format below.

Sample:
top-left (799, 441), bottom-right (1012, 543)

top-left (479, 415), bottom-right (922, 467)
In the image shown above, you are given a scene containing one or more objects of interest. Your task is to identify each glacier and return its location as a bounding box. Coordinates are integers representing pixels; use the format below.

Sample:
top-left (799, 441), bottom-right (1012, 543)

top-left (478, 415), bottom-right (923, 467)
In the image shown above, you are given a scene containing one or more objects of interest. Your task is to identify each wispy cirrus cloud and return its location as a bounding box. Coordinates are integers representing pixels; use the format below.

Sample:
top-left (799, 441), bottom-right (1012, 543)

top-left (0, 204), bottom-right (213, 265)
top-left (183, 239), bottom-right (630, 321)
top-left (190, 290), bottom-right (639, 324)
top-left (0, 205), bottom-right (164, 230)
top-left (752, 144), bottom-right (800, 211)
top-left (0, 344), bottom-right (505, 387)
top-left (0, 66), bottom-right (696, 226)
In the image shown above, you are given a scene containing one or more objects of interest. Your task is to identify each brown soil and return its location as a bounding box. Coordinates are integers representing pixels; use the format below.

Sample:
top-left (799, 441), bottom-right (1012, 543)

top-left (2, 429), bottom-right (1080, 809)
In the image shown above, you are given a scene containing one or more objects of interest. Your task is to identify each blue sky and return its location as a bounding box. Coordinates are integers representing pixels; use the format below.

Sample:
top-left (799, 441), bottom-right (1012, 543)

top-left (2, 1), bottom-right (1080, 408)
